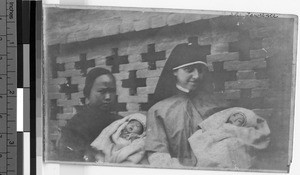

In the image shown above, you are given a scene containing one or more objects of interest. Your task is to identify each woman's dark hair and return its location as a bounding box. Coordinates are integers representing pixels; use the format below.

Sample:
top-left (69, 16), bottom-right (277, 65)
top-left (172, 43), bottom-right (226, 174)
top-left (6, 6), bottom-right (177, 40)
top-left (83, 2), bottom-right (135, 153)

top-left (151, 43), bottom-right (212, 106)
top-left (83, 67), bottom-right (115, 99)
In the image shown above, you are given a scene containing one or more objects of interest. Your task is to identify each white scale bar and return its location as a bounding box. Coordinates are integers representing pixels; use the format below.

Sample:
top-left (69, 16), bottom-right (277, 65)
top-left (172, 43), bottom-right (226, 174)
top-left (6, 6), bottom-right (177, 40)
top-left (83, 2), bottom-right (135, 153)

top-left (23, 132), bottom-right (30, 175)
top-left (17, 88), bottom-right (23, 132)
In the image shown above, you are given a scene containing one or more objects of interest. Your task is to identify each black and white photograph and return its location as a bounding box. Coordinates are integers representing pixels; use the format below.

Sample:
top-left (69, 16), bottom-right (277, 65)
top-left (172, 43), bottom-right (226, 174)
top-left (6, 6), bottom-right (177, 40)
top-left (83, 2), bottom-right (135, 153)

top-left (42, 4), bottom-right (297, 173)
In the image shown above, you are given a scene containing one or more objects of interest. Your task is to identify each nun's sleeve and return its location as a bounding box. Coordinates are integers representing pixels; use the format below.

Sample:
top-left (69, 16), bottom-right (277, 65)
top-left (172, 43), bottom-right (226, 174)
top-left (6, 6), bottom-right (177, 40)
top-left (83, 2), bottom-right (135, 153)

top-left (145, 106), bottom-right (170, 154)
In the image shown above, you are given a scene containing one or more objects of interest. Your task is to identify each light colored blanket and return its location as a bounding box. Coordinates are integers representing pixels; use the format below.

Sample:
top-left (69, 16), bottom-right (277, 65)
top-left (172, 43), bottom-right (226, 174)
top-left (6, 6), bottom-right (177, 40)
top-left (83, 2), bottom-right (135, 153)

top-left (188, 107), bottom-right (270, 169)
top-left (91, 114), bottom-right (146, 164)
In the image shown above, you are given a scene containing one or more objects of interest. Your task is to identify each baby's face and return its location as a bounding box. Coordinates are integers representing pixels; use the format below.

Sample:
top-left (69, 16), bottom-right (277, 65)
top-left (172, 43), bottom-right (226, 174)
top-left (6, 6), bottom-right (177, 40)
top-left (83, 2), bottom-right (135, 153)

top-left (125, 120), bottom-right (143, 135)
top-left (228, 112), bottom-right (245, 127)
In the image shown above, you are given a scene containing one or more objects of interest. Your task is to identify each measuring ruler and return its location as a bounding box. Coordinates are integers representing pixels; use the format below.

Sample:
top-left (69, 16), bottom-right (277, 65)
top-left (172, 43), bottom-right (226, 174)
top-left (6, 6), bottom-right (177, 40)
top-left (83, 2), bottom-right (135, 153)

top-left (0, 0), bottom-right (17, 175)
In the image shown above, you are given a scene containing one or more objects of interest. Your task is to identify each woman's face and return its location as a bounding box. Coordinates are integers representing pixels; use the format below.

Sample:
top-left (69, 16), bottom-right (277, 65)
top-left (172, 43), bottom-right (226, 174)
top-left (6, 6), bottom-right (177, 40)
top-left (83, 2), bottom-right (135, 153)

top-left (88, 74), bottom-right (116, 111)
top-left (173, 64), bottom-right (206, 92)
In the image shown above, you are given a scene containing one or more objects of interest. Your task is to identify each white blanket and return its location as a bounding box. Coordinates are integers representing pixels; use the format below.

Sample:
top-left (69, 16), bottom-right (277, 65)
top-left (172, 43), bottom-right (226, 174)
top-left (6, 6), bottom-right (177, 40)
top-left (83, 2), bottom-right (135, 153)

top-left (188, 107), bottom-right (271, 169)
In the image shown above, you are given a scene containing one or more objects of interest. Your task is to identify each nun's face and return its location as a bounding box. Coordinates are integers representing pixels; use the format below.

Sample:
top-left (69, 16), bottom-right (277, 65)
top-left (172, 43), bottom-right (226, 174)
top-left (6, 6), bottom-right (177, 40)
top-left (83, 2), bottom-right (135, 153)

top-left (88, 74), bottom-right (116, 111)
top-left (173, 64), bottom-right (205, 92)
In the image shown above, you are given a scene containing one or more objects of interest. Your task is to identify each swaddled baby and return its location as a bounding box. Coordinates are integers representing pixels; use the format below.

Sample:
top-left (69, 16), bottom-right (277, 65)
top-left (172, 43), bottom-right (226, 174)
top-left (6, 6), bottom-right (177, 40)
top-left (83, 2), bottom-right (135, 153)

top-left (112, 115), bottom-right (146, 150)
top-left (188, 107), bottom-right (270, 169)
top-left (91, 113), bottom-right (147, 164)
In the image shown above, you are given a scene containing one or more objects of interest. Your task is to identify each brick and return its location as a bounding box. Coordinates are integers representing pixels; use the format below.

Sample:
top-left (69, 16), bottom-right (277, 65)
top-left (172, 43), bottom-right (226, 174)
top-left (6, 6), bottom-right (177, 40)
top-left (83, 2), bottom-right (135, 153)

top-left (118, 111), bottom-right (146, 117)
top-left (167, 13), bottom-right (185, 26)
top-left (78, 84), bottom-right (85, 91)
top-left (87, 49), bottom-right (111, 61)
top-left (57, 99), bottom-right (80, 106)
top-left (224, 90), bottom-right (241, 99)
top-left (134, 20), bottom-right (150, 31)
top-left (71, 92), bottom-right (84, 99)
top-left (262, 37), bottom-right (273, 49)
top-left (211, 43), bottom-right (229, 54)
top-left (58, 120), bottom-right (67, 127)
top-left (198, 35), bottom-right (212, 45)
top-left (250, 49), bottom-right (267, 59)
top-left (47, 93), bottom-right (66, 100)
top-left (146, 77), bottom-right (159, 86)
top-left (156, 40), bottom-right (183, 52)
top-left (128, 54), bottom-right (142, 63)
top-left (251, 88), bottom-right (269, 98)
top-left (63, 107), bottom-right (74, 113)
top-left (48, 85), bottom-right (60, 93)
top-left (156, 60), bottom-right (166, 68)
top-left (207, 52), bottom-right (239, 64)
top-left (116, 80), bottom-right (123, 87)
top-left (96, 65), bottom-right (112, 72)
top-left (214, 90), bottom-right (241, 100)
top-left (120, 22), bottom-right (134, 33)
top-left (127, 44), bottom-right (147, 55)
top-left (86, 28), bottom-right (104, 41)
top-left (113, 72), bottom-right (130, 81)
top-left (199, 32), bottom-right (239, 45)
top-left (151, 15), bottom-right (167, 28)
top-left (237, 70), bottom-right (256, 80)
top-left (95, 57), bottom-right (107, 65)
top-left (57, 113), bottom-right (74, 120)
top-left (119, 62), bottom-right (148, 71)
top-left (71, 76), bottom-right (85, 84)
top-left (249, 26), bottom-right (276, 38)
top-left (49, 78), bottom-right (67, 85)
top-left (64, 62), bottom-right (75, 70)
top-left (225, 79), bottom-right (269, 90)
top-left (118, 95), bottom-right (148, 103)
top-left (224, 58), bottom-right (267, 71)
top-left (126, 103), bottom-right (141, 111)
top-left (165, 49), bottom-right (172, 58)
top-left (117, 47), bottom-right (130, 56)
top-left (136, 68), bottom-right (163, 78)
top-left (104, 23), bottom-right (120, 36)
top-left (57, 55), bottom-right (80, 64)
top-left (117, 88), bottom-right (130, 96)
top-left (57, 69), bottom-right (82, 77)
top-left (252, 108), bottom-right (273, 118)
top-left (137, 86), bottom-right (156, 95)
top-left (184, 14), bottom-right (203, 23)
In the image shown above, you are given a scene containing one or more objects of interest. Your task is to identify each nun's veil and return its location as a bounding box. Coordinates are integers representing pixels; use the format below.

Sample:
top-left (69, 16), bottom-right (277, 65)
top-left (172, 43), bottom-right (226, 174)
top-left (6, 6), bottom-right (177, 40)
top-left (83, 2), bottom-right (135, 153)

top-left (152, 43), bottom-right (211, 106)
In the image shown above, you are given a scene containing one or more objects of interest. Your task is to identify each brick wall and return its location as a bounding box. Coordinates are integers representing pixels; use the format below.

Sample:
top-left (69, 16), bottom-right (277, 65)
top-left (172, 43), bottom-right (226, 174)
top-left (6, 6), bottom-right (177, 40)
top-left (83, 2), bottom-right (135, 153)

top-left (44, 9), bottom-right (295, 169)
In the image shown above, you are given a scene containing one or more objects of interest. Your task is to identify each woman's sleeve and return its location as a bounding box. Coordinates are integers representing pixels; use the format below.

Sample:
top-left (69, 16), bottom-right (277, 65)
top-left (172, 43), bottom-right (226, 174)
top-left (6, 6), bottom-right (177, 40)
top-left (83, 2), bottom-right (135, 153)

top-left (145, 106), bottom-right (170, 154)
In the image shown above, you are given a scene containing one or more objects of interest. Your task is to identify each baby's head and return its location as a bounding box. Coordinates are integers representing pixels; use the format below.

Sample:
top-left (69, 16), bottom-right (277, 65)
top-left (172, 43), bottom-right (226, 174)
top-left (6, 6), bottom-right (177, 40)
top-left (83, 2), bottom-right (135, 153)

top-left (124, 119), bottom-right (144, 135)
top-left (227, 112), bottom-right (246, 127)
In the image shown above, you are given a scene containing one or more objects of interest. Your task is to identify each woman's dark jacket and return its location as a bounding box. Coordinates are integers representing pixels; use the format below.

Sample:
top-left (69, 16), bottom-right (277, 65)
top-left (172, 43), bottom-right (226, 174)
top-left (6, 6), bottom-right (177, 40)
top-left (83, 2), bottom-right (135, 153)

top-left (56, 105), bottom-right (121, 161)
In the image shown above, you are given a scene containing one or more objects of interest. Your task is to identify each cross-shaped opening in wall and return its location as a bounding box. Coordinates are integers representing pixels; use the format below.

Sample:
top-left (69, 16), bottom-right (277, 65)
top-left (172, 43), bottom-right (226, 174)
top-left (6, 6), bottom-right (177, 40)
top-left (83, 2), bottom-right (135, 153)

top-left (122, 70), bottom-right (146, 96)
top-left (106, 48), bottom-right (129, 73)
top-left (141, 44), bottom-right (166, 70)
top-left (51, 57), bottom-right (65, 78)
top-left (50, 99), bottom-right (63, 120)
top-left (75, 53), bottom-right (95, 76)
top-left (212, 62), bottom-right (237, 92)
top-left (229, 30), bottom-right (262, 61)
top-left (59, 77), bottom-right (79, 100)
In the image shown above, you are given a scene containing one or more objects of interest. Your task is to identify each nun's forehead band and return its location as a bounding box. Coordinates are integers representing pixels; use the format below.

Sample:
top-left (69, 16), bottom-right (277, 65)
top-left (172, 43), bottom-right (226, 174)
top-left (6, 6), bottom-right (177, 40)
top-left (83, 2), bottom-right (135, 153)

top-left (172, 61), bottom-right (208, 70)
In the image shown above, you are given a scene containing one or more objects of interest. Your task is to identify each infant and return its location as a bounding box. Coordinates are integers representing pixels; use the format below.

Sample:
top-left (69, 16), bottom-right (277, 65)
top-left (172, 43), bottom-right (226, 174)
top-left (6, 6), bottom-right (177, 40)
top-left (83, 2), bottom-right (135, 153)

top-left (111, 113), bottom-right (146, 150)
top-left (226, 112), bottom-right (247, 127)
top-left (189, 107), bottom-right (270, 169)
top-left (119, 119), bottom-right (144, 142)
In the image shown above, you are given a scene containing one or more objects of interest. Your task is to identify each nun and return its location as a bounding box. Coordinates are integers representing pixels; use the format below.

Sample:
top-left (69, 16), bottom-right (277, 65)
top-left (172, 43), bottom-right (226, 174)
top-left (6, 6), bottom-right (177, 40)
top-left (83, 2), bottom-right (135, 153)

top-left (145, 42), bottom-right (229, 167)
